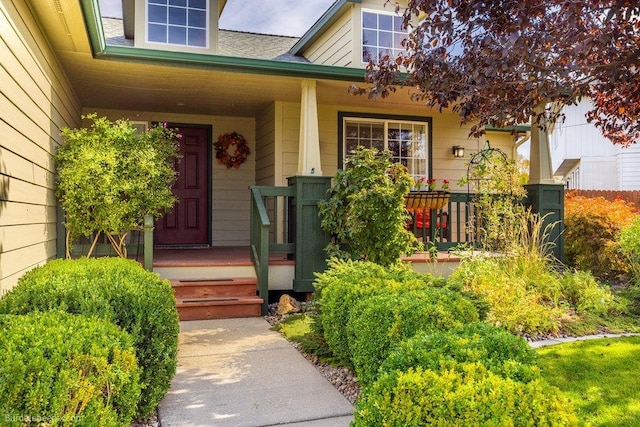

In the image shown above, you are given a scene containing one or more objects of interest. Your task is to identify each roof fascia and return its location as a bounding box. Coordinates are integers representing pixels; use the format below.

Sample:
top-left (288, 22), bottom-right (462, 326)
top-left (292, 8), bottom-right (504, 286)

top-left (486, 124), bottom-right (531, 133)
top-left (290, 0), bottom-right (361, 55)
top-left (79, 0), bottom-right (366, 82)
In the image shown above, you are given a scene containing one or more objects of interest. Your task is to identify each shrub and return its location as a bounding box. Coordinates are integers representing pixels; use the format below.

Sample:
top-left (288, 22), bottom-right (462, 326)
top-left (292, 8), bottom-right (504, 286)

top-left (0, 258), bottom-right (179, 417)
top-left (312, 259), bottom-right (447, 366)
top-left (353, 363), bottom-right (578, 426)
top-left (0, 311), bottom-right (141, 426)
top-left (318, 146), bottom-right (420, 266)
top-left (450, 255), bottom-right (565, 335)
top-left (346, 289), bottom-right (478, 386)
top-left (564, 193), bottom-right (637, 279)
top-left (57, 114), bottom-right (180, 257)
top-left (381, 322), bottom-right (540, 383)
top-left (619, 217), bottom-right (640, 283)
top-left (559, 270), bottom-right (617, 315)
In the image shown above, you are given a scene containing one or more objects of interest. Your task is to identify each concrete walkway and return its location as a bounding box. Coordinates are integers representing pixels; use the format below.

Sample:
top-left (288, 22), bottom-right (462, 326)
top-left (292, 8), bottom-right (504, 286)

top-left (528, 333), bottom-right (639, 348)
top-left (158, 318), bottom-right (354, 427)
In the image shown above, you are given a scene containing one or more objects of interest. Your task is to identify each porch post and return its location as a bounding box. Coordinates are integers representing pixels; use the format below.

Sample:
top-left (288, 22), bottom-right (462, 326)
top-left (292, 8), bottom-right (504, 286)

top-left (297, 79), bottom-right (323, 176)
top-left (526, 111), bottom-right (564, 261)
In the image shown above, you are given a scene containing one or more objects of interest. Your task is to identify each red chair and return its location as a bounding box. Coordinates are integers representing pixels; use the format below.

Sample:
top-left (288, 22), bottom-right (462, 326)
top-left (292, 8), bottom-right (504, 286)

top-left (407, 209), bottom-right (449, 241)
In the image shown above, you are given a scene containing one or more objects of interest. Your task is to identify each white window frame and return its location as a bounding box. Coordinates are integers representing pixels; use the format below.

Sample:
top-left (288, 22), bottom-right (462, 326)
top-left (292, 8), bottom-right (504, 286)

top-left (146, 0), bottom-right (209, 49)
top-left (361, 8), bottom-right (407, 63)
top-left (342, 116), bottom-right (430, 181)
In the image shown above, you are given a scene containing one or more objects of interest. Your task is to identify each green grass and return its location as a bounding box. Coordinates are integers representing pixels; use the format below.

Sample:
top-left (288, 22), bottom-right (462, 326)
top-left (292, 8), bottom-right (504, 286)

top-left (271, 314), bottom-right (338, 363)
top-left (537, 336), bottom-right (640, 427)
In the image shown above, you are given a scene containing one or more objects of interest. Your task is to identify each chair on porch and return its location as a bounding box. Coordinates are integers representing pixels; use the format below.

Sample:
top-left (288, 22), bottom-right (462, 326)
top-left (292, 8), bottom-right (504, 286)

top-left (406, 209), bottom-right (450, 242)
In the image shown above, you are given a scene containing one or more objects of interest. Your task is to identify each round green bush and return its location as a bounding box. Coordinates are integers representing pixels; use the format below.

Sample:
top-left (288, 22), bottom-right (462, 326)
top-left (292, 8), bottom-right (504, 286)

top-left (0, 311), bottom-right (141, 426)
top-left (354, 363), bottom-right (578, 426)
top-left (313, 259), bottom-right (447, 367)
top-left (381, 322), bottom-right (539, 383)
top-left (347, 288), bottom-right (479, 386)
top-left (0, 258), bottom-right (179, 417)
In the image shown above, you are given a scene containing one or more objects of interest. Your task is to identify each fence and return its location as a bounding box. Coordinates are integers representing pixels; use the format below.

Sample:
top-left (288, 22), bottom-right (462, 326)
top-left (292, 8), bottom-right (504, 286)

top-left (568, 190), bottom-right (640, 206)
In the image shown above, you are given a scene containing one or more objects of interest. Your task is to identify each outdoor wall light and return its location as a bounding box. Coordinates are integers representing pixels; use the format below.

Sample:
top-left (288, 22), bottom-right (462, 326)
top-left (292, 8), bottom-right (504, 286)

top-left (452, 145), bottom-right (465, 158)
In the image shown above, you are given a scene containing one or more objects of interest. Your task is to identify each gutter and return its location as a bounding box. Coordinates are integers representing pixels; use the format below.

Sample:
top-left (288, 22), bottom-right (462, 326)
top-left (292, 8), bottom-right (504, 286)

top-left (79, 0), bottom-right (367, 82)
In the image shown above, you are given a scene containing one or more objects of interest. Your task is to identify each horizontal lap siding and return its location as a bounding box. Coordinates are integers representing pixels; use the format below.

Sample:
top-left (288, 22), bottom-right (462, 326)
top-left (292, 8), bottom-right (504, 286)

top-left (0, 0), bottom-right (81, 292)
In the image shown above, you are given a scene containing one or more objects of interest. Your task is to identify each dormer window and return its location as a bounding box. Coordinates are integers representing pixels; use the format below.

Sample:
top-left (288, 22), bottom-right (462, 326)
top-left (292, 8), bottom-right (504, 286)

top-left (362, 10), bottom-right (406, 63)
top-left (147, 0), bottom-right (208, 48)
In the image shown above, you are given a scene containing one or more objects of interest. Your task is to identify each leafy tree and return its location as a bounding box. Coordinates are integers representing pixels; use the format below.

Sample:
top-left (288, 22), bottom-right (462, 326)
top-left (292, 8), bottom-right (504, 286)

top-left (57, 114), bottom-right (179, 257)
top-left (318, 147), bottom-right (420, 266)
top-left (352, 1), bottom-right (639, 146)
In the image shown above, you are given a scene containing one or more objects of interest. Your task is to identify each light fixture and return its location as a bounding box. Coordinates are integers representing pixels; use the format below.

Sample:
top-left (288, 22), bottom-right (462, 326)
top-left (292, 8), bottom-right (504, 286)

top-left (452, 145), bottom-right (464, 158)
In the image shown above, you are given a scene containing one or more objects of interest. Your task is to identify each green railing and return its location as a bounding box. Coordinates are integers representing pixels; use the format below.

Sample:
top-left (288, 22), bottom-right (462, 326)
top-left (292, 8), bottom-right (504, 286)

top-left (250, 185), bottom-right (296, 315)
top-left (407, 192), bottom-right (479, 251)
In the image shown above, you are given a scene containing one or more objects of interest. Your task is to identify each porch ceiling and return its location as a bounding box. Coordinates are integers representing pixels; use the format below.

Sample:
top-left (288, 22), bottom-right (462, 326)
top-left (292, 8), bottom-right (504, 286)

top-left (30, 0), bottom-right (440, 118)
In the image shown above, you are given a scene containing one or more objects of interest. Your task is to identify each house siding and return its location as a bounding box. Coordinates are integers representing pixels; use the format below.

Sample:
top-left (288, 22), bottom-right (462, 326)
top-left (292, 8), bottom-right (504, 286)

top-left (88, 108), bottom-right (255, 247)
top-left (255, 103), bottom-right (276, 185)
top-left (0, 0), bottom-right (82, 293)
top-left (303, 8), bottom-right (354, 66)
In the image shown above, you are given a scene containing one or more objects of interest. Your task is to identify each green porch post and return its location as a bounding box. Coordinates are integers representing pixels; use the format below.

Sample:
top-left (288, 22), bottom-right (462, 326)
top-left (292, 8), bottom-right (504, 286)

top-left (144, 214), bottom-right (154, 271)
top-left (287, 176), bottom-right (331, 292)
top-left (524, 184), bottom-right (565, 262)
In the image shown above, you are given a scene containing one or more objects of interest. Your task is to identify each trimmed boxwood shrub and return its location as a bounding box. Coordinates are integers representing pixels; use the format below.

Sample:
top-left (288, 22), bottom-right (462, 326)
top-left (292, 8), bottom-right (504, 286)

top-left (347, 289), bottom-right (479, 386)
top-left (354, 363), bottom-right (578, 426)
top-left (0, 258), bottom-right (179, 417)
top-left (381, 322), bottom-right (539, 383)
top-left (312, 259), bottom-right (447, 367)
top-left (0, 311), bottom-right (141, 426)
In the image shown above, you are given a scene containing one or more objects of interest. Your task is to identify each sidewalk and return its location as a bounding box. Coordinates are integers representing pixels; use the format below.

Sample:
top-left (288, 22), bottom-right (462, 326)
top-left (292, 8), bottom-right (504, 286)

top-left (158, 318), bottom-right (354, 427)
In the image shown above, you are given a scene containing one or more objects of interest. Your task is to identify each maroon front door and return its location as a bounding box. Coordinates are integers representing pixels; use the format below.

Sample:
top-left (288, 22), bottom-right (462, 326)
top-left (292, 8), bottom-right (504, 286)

top-left (155, 126), bottom-right (210, 246)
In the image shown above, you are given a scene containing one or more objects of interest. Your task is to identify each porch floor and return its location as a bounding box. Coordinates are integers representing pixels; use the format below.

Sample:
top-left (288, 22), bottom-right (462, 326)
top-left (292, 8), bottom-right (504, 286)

top-left (152, 246), bottom-right (291, 268)
top-left (150, 246), bottom-right (460, 268)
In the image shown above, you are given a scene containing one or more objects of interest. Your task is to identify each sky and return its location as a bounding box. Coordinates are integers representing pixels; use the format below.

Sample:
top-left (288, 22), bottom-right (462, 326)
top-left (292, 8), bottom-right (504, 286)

top-left (98, 0), bottom-right (335, 37)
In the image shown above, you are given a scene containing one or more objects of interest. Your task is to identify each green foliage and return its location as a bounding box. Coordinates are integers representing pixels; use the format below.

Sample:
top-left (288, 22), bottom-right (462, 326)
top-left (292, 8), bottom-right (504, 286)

top-left (311, 259), bottom-right (446, 367)
top-left (353, 363), bottom-right (578, 426)
top-left (57, 114), bottom-right (179, 257)
top-left (559, 270), bottom-right (617, 315)
top-left (0, 258), bottom-right (179, 417)
top-left (0, 311), bottom-right (141, 426)
top-left (618, 217), bottom-right (640, 286)
top-left (346, 289), bottom-right (479, 386)
top-left (318, 147), bottom-right (420, 266)
top-left (564, 194), bottom-right (638, 279)
top-left (381, 322), bottom-right (540, 384)
top-left (464, 148), bottom-right (528, 253)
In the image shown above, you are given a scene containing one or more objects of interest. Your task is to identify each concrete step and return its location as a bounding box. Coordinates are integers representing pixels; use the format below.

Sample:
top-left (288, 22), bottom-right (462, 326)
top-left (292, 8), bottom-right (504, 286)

top-left (171, 277), bottom-right (257, 299)
top-left (175, 297), bottom-right (263, 320)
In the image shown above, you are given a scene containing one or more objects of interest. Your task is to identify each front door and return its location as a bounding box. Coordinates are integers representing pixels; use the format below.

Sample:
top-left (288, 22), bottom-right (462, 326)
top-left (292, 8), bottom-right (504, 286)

top-left (155, 126), bottom-right (210, 246)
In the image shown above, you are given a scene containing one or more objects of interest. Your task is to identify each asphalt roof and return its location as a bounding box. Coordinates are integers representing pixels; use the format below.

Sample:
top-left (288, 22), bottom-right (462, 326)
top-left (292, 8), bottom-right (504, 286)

top-left (101, 17), bottom-right (307, 62)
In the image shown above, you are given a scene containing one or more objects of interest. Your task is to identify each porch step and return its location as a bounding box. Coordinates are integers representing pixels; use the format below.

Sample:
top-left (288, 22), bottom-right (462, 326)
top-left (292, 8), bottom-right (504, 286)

top-left (171, 277), bottom-right (263, 320)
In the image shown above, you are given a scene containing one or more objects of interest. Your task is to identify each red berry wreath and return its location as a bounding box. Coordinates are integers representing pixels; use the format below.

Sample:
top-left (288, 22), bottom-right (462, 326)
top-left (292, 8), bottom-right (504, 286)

top-left (214, 132), bottom-right (250, 169)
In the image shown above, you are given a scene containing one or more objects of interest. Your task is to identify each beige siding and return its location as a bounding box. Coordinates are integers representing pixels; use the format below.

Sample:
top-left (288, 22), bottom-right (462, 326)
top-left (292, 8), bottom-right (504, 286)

top-left (255, 103), bottom-right (276, 185)
top-left (303, 9), bottom-right (354, 66)
top-left (0, 0), bottom-right (82, 293)
top-left (89, 108), bottom-right (256, 247)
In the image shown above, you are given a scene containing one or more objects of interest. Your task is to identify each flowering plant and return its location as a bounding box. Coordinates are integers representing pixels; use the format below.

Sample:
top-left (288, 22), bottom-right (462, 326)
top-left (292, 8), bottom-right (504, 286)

top-left (441, 179), bottom-right (450, 190)
top-left (427, 178), bottom-right (437, 191)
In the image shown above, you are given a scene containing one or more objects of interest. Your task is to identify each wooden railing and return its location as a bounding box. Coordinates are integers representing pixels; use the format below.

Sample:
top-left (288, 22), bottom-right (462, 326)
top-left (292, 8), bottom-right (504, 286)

top-left (406, 192), bottom-right (478, 250)
top-left (249, 185), bottom-right (295, 315)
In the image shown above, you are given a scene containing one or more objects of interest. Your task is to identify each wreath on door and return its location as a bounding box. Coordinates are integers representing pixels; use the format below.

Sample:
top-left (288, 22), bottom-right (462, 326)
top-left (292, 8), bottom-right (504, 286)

top-left (214, 132), bottom-right (250, 169)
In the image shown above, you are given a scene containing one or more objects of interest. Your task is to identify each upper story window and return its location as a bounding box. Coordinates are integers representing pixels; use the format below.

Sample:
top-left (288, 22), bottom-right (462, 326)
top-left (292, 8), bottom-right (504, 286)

top-left (147, 0), bottom-right (208, 48)
top-left (362, 10), bottom-right (406, 63)
top-left (342, 115), bottom-right (429, 181)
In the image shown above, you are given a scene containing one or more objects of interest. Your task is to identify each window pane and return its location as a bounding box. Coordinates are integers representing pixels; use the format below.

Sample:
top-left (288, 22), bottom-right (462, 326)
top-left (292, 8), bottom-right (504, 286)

top-left (362, 29), bottom-right (377, 47)
top-left (394, 33), bottom-right (405, 49)
top-left (188, 28), bottom-right (206, 46)
top-left (362, 12), bottom-right (377, 29)
top-left (168, 6), bottom-right (187, 25)
top-left (148, 23), bottom-right (167, 42)
top-left (346, 139), bottom-right (359, 154)
top-left (188, 9), bottom-right (206, 28)
top-left (169, 0), bottom-right (186, 5)
top-left (371, 124), bottom-right (384, 140)
top-left (346, 124), bottom-right (359, 138)
top-left (359, 124), bottom-right (371, 139)
top-left (379, 14), bottom-right (392, 31)
top-left (388, 140), bottom-right (400, 157)
top-left (189, 0), bottom-right (206, 9)
top-left (362, 46), bottom-right (376, 62)
top-left (393, 16), bottom-right (403, 32)
top-left (148, 4), bottom-right (167, 23)
top-left (168, 26), bottom-right (187, 44)
top-left (149, 0), bottom-right (167, 4)
top-left (379, 31), bottom-right (392, 48)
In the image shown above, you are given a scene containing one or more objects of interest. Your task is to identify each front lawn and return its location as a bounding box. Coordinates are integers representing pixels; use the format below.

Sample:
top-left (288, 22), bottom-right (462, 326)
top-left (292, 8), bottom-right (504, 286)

top-left (537, 336), bottom-right (640, 427)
